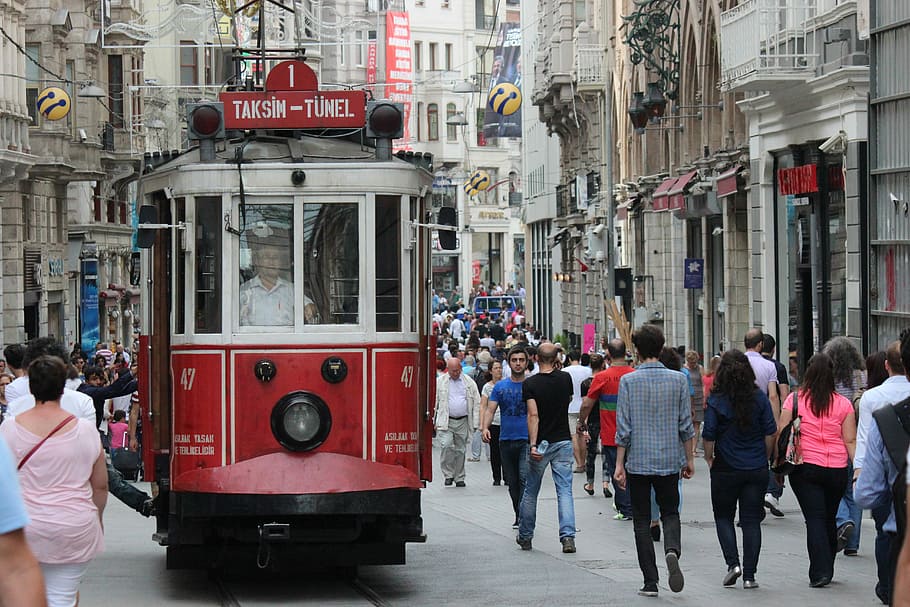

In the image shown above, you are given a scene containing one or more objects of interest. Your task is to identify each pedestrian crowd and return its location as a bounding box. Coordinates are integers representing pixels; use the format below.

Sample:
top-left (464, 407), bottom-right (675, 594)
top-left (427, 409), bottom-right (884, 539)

top-left (432, 316), bottom-right (910, 603)
top-left (0, 338), bottom-right (155, 607)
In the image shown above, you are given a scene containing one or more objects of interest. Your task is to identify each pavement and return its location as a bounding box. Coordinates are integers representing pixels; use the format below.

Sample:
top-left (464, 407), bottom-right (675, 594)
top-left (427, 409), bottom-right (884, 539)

top-left (77, 445), bottom-right (883, 605)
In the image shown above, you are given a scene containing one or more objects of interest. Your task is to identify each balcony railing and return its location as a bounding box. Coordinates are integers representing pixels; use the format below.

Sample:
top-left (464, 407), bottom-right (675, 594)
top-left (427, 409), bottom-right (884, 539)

top-left (720, 0), bottom-right (818, 92)
top-left (574, 45), bottom-right (605, 90)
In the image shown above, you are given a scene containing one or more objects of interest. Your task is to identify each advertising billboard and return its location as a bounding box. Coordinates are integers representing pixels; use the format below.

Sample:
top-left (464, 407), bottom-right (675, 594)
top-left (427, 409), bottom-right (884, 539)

top-left (482, 22), bottom-right (522, 140)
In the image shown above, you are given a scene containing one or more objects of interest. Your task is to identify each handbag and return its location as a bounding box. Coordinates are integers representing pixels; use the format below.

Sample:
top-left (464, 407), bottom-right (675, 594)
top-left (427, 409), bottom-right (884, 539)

top-left (771, 389), bottom-right (802, 475)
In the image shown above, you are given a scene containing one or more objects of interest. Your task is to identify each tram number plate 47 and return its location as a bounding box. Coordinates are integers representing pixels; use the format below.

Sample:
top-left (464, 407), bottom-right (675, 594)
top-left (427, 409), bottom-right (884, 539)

top-left (180, 367), bottom-right (197, 391)
top-left (400, 365), bottom-right (414, 388)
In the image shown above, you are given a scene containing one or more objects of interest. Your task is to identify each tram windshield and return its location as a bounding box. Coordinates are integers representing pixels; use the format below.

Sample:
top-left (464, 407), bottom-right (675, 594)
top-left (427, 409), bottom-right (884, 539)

top-left (237, 202), bottom-right (360, 328)
top-left (239, 205), bottom-right (295, 327)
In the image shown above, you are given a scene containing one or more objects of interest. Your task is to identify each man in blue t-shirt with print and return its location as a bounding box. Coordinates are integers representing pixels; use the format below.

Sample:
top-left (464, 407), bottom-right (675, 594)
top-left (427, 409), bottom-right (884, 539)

top-left (0, 440), bottom-right (45, 606)
top-left (482, 345), bottom-right (530, 529)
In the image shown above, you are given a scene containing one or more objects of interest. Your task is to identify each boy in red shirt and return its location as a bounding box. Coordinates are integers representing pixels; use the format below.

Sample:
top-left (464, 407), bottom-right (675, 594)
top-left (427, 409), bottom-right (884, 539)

top-left (579, 338), bottom-right (635, 519)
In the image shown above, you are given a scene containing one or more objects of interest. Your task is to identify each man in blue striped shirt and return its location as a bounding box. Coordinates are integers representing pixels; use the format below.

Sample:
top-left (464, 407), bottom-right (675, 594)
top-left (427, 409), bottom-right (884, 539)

top-left (614, 324), bottom-right (695, 597)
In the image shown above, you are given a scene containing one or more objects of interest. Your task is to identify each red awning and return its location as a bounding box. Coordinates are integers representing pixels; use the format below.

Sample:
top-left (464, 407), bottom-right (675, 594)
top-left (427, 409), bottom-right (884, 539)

top-left (651, 177), bottom-right (676, 212)
top-left (668, 170), bottom-right (698, 211)
top-left (716, 166), bottom-right (741, 198)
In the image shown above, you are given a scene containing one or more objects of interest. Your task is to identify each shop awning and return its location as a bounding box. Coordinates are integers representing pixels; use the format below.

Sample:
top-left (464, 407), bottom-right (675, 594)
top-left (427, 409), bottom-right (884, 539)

top-left (668, 170), bottom-right (699, 211)
top-left (651, 177), bottom-right (677, 212)
top-left (715, 166), bottom-right (742, 198)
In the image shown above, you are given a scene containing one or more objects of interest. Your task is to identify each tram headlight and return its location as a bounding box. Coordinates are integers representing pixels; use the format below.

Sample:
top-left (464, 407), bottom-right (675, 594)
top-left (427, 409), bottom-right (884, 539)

top-left (270, 391), bottom-right (332, 452)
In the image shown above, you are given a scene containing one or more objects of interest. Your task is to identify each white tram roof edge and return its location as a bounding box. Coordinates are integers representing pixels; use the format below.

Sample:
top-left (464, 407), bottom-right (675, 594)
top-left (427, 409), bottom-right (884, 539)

top-left (141, 135), bottom-right (432, 196)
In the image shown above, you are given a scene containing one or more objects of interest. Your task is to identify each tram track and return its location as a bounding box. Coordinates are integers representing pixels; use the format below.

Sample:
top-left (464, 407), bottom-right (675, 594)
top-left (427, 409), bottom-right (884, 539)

top-left (348, 576), bottom-right (393, 607)
top-left (209, 571), bottom-right (392, 606)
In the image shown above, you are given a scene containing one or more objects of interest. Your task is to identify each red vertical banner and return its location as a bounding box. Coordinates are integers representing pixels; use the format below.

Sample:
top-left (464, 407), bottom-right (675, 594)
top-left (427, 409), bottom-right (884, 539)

top-left (366, 41), bottom-right (378, 85)
top-left (385, 11), bottom-right (412, 150)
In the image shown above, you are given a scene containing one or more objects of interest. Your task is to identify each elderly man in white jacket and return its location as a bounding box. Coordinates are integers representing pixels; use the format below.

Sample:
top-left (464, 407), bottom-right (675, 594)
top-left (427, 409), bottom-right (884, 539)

top-left (435, 357), bottom-right (481, 487)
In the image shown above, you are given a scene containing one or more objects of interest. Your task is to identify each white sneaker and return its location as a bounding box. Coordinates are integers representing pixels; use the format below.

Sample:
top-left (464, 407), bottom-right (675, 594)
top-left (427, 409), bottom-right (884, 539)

top-left (764, 493), bottom-right (784, 517)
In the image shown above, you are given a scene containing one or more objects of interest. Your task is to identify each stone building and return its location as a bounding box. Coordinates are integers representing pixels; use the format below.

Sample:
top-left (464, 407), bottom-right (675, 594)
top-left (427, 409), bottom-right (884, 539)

top-left (719, 0), bottom-right (869, 365)
top-left (0, 0), bottom-right (142, 351)
top-left (529, 0), bottom-right (609, 346)
top-left (610, 0), bottom-right (751, 356)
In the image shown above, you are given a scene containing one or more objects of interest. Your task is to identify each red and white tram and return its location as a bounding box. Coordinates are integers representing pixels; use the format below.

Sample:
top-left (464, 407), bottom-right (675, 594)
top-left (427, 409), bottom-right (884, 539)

top-left (136, 61), bottom-right (447, 569)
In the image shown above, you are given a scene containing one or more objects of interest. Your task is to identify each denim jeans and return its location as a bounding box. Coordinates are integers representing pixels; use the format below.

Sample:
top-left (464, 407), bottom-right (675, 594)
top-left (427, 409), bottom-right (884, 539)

top-left (651, 478), bottom-right (683, 521)
top-left (603, 445), bottom-right (632, 517)
top-left (500, 439), bottom-right (529, 517)
top-left (107, 461), bottom-right (149, 513)
top-left (518, 440), bottom-right (575, 540)
top-left (629, 473), bottom-right (682, 586)
top-left (489, 424), bottom-right (503, 483)
top-left (789, 463), bottom-right (849, 583)
top-left (835, 460), bottom-right (862, 551)
top-left (710, 464), bottom-right (767, 580)
top-left (766, 467), bottom-right (784, 499)
top-left (471, 428), bottom-right (489, 460)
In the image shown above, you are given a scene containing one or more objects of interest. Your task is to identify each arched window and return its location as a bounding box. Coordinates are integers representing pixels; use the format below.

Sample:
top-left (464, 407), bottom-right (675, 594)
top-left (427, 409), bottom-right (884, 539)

top-left (427, 104), bottom-right (439, 141)
top-left (446, 103), bottom-right (457, 141)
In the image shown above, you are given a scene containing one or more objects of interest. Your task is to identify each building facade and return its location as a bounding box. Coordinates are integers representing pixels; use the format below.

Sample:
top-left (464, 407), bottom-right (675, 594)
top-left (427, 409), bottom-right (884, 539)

top-left (720, 0), bottom-right (869, 366)
top-left (0, 0), bottom-right (142, 352)
top-left (867, 0), bottom-right (910, 350)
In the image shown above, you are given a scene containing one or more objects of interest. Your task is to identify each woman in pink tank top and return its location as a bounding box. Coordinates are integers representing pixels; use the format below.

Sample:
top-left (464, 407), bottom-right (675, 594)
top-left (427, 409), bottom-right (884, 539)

top-left (0, 355), bottom-right (107, 607)
top-left (777, 352), bottom-right (856, 589)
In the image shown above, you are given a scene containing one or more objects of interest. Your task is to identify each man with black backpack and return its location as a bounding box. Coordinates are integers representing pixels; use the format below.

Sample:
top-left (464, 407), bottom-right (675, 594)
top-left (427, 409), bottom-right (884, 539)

top-left (855, 329), bottom-right (910, 605)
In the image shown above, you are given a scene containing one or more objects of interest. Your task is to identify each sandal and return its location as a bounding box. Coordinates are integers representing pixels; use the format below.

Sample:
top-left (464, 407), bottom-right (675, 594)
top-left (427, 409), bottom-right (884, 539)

top-left (603, 484), bottom-right (613, 498)
top-left (583, 483), bottom-right (595, 496)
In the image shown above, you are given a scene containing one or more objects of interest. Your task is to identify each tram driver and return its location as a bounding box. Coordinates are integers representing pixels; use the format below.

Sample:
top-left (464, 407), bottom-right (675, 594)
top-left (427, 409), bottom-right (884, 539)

top-left (239, 231), bottom-right (295, 326)
top-left (239, 227), bottom-right (318, 326)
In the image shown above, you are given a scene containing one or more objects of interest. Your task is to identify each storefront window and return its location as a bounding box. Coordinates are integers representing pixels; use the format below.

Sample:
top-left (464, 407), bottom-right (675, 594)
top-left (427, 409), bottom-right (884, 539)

top-left (777, 150), bottom-right (847, 370)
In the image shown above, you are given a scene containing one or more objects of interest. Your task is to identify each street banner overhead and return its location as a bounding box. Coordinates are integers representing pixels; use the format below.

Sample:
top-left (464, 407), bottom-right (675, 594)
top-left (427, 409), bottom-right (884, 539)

top-left (483, 22), bottom-right (522, 140)
top-left (385, 11), bottom-right (413, 149)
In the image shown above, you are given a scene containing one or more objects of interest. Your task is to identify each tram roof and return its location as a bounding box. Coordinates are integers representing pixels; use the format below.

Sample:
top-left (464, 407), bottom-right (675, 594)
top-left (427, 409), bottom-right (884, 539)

top-left (144, 133), bottom-right (424, 173)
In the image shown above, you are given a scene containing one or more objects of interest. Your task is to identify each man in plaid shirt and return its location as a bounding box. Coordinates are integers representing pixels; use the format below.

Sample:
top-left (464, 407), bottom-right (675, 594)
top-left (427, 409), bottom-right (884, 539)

top-left (614, 324), bottom-right (695, 597)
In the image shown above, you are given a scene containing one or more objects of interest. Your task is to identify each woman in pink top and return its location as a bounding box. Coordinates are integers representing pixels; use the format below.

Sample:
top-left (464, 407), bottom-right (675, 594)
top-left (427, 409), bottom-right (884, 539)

top-left (778, 352), bottom-right (856, 589)
top-left (0, 356), bottom-right (106, 607)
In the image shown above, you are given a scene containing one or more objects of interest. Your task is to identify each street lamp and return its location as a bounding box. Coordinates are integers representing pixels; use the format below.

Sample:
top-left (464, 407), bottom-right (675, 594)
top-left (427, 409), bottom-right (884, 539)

top-left (446, 112), bottom-right (469, 126)
top-left (452, 80), bottom-right (479, 94)
top-left (628, 92), bottom-right (648, 134)
top-left (78, 81), bottom-right (106, 98)
top-left (643, 82), bottom-right (668, 121)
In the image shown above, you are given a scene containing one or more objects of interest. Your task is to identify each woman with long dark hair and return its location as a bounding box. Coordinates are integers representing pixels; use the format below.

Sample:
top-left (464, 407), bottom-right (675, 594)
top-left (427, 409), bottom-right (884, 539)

top-left (480, 360), bottom-right (503, 485)
top-left (703, 350), bottom-right (776, 589)
top-left (823, 336), bottom-right (867, 555)
top-left (780, 352), bottom-right (857, 587)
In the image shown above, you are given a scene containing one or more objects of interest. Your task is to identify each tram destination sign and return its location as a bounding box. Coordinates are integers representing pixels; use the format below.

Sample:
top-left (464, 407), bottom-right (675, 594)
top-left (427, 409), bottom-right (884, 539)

top-left (220, 90), bottom-right (367, 130)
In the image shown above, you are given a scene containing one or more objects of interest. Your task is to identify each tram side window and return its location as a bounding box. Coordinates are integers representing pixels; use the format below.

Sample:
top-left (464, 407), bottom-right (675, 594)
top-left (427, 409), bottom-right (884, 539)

top-left (304, 203), bottom-right (358, 324)
top-left (239, 205), bottom-right (295, 327)
top-left (175, 197), bottom-right (186, 334)
top-left (376, 195), bottom-right (400, 331)
top-left (195, 196), bottom-right (222, 333)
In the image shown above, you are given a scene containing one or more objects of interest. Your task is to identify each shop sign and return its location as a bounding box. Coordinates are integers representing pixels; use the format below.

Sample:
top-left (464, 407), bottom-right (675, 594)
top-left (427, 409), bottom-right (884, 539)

top-left (684, 257), bottom-right (704, 289)
top-left (477, 210), bottom-right (506, 220)
top-left (47, 257), bottom-right (65, 277)
top-left (777, 165), bottom-right (818, 195)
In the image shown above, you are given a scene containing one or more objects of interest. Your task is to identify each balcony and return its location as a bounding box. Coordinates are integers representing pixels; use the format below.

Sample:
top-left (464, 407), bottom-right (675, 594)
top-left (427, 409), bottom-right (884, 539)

top-left (720, 0), bottom-right (818, 92)
top-left (574, 45), bottom-right (605, 91)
